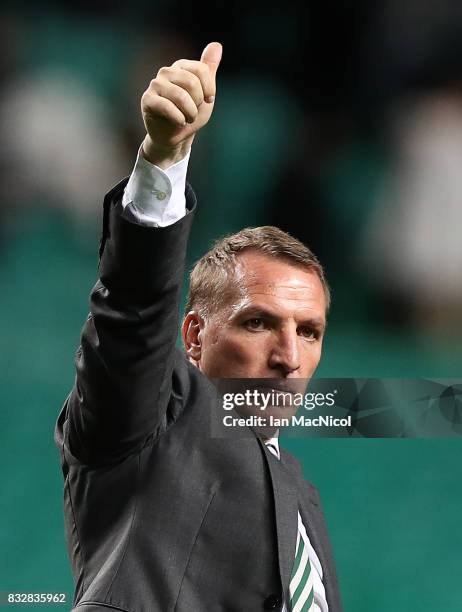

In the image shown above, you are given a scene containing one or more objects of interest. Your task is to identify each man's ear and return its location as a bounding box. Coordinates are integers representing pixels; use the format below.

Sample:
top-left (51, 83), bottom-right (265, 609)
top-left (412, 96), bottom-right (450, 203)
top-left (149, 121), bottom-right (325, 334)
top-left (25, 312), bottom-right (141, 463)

top-left (181, 311), bottom-right (204, 366)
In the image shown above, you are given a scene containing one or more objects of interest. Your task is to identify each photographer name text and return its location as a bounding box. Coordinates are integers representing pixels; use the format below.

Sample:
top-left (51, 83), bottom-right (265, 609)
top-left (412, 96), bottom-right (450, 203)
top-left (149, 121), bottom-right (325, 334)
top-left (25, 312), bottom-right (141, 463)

top-left (223, 415), bottom-right (352, 428)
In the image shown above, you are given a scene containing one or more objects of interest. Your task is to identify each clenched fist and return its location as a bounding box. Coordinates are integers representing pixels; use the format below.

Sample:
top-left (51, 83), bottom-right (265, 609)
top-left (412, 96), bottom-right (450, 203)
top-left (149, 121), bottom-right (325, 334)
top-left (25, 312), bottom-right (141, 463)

top-left (141, 42), bottom-right (222, 169)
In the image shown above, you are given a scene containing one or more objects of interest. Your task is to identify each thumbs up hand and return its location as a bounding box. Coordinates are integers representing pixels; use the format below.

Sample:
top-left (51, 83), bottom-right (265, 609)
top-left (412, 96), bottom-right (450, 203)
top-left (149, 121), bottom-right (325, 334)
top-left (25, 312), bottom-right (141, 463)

top-left (141, 42), bottom-right (223, 168)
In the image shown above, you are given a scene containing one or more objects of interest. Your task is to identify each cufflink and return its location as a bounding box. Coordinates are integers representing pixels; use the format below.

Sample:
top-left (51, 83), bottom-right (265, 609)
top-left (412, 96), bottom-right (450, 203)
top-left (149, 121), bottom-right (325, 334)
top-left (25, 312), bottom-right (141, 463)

top-left (152, 189), bottom-right (167, 201)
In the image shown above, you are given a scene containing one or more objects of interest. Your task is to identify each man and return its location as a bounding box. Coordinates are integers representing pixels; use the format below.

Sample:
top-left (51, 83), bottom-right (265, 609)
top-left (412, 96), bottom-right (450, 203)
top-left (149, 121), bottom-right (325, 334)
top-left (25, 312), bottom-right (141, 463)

top-left (55, 42), bottom-right (342, 612)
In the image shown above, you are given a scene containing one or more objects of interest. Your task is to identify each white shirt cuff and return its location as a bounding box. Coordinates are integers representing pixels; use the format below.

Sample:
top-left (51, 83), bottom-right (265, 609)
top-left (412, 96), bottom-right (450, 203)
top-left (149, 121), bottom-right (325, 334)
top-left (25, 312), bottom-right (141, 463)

top-left (122, 146), bottom-right (190, 227)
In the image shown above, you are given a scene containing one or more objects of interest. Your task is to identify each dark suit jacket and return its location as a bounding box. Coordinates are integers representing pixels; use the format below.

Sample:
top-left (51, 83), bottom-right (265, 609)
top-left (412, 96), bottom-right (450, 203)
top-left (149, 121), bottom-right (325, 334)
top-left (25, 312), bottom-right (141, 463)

top-left (55, 179), bottom-right (342, 612)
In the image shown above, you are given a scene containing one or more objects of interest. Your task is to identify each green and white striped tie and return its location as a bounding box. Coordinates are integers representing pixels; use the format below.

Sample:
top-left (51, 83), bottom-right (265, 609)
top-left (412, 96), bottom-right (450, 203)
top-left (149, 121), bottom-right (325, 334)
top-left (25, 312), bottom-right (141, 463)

top-left (289, 523), bottom-right (315, 612)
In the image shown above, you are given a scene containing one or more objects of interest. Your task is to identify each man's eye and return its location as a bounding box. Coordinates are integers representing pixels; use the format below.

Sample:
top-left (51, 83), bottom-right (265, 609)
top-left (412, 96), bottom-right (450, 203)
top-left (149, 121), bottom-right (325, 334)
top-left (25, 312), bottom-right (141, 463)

top-left (245, 318), bottom-right (266, 330)
top-left (298, 327), bottom-right (318, 341)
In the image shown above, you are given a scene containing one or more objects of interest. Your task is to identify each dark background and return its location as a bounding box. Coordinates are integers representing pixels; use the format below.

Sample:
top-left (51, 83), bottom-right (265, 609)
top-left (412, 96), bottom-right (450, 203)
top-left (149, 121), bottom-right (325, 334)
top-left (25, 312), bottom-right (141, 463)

top-left (1, 2), bottom-right (461, 610)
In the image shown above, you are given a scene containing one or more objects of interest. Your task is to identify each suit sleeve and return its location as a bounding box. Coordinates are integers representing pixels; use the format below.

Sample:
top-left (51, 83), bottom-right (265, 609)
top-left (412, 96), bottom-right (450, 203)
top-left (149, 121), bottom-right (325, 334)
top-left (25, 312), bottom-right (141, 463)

top-left (57, 178), bottom-right (196, 465)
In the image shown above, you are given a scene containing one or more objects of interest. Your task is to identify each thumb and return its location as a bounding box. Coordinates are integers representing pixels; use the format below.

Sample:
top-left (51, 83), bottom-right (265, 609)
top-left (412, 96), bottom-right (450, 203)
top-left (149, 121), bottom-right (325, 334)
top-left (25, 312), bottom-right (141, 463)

top-left (200, 42), bottom-right (223, 78)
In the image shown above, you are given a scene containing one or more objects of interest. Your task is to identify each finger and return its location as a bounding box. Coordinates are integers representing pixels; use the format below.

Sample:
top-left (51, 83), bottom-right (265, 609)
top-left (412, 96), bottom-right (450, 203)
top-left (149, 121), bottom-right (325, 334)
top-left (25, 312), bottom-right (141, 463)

top-left (171, 59), bottom-right (215, 103)
top-left (142, 92), bottom-right (187, 127)
top-left (159, 66), bottom-right (204, 108)
top-left (151, 78), bottom-right (199, 124)
top-left (200, 41), bottom-right (223, 79)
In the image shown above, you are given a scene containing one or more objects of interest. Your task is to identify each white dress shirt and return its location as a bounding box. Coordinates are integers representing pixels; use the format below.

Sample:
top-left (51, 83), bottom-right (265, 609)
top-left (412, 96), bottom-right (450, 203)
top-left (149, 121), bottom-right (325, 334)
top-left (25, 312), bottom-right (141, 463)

top-left (122, 150), bottom-right (328, 612)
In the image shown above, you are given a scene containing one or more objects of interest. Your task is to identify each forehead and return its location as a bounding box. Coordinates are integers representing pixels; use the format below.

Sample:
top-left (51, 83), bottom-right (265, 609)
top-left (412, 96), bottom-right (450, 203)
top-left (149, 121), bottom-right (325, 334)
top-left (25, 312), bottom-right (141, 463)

top-left (230, 251), bottom-right (327, 317)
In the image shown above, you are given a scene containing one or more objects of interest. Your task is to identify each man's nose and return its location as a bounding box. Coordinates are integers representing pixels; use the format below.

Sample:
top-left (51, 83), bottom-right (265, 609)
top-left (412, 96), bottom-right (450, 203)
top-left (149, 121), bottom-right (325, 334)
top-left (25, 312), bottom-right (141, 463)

top-left (268, 328), bottom-right (301, 375)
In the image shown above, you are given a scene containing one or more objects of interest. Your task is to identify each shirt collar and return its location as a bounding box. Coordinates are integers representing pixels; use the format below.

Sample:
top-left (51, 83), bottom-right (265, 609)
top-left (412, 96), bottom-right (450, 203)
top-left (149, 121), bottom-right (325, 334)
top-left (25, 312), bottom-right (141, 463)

top-left (264, 437), bottom-right (280, 460)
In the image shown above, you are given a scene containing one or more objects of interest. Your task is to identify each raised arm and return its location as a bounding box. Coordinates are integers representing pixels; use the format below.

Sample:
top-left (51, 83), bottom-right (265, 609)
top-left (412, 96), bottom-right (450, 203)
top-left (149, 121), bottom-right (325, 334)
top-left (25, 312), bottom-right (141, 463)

top-left (57, 43), bottom-right (223, 465)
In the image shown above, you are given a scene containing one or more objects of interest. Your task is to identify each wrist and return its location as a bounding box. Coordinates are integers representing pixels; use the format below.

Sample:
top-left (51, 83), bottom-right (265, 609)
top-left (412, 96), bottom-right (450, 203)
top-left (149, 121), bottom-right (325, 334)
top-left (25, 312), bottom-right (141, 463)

top-left (141, 135), bottom-right (194, 169)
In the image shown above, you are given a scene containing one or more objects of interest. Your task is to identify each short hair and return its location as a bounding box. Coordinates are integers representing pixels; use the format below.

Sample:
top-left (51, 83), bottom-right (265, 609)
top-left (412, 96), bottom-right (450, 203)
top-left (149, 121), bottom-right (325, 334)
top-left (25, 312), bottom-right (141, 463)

top-left (185, 226), bottom-right (330, 319)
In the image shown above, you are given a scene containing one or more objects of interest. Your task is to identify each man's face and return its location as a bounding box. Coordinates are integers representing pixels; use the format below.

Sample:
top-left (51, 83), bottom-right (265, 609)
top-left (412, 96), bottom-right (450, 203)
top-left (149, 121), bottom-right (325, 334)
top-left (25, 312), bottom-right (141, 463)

top-left (183, 251), bottom-right (327, 380)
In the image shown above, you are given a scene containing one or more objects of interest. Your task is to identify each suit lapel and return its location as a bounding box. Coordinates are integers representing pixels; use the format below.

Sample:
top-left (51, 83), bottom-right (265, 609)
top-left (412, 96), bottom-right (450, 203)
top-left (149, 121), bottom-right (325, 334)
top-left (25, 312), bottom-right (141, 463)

top-left (258, 440), bottom-right (299, 600)
top-left (298, 483), bottom-right (330, 575)
top-left (289, 461), bottom-right (341, 612)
